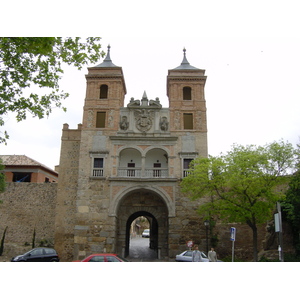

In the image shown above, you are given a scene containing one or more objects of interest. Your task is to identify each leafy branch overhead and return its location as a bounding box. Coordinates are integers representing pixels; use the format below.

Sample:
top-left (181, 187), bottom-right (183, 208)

top-left (0, 37), bottom-right (105, 143)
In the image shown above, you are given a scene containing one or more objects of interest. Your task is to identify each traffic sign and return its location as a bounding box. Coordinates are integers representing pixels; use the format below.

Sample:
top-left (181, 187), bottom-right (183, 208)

top-left (230, 227), bottom-right (236, 241)
top-left (187, 240), bottom-right (194, 248)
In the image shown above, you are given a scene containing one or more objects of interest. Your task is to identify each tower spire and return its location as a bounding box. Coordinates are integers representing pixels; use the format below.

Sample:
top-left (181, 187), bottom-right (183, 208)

top-left (94, 44), bottom-right (118, 68)
top-left (103, 44), bottom-right (112, 63)
top-left (173, 48), bottom-right (199, 70)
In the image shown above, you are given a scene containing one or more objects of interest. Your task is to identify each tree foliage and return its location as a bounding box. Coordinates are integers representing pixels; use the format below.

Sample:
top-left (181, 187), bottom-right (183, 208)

top-left (0, 37), bottom-right (105, 143)
top-left (181, 140), bottom-right (297, 261)
top-left (281, 144), bottom-right (300, 254)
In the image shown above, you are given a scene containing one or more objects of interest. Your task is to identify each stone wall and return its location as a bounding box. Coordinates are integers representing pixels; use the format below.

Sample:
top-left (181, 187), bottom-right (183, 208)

top-left (0, 182), bottom-right (57, 258)
top-left (0, 181), bottom-right (295, 261)
top-left (54, 124), bottom-right (81, 262)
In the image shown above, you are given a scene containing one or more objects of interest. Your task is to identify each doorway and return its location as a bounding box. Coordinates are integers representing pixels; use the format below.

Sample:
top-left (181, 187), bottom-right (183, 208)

top-left (125, 211), bottom-right (158, 259)
top-left (116, 189), bottom-right (169, 260)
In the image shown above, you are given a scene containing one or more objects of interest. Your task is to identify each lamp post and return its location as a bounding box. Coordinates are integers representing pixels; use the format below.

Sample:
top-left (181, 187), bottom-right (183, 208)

top-left (204, 220), bottom-right (210, 254)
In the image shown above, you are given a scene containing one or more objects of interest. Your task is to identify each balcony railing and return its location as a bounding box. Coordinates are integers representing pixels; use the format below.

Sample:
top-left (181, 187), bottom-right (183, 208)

top-left (92, 167), bottom-right (189, 178)
top-left (183, 169), bottom-right (191, 178)
top-left (117, 167), bottom-right (169, 178)
top-left (93, 168), bottom-right (104, 177)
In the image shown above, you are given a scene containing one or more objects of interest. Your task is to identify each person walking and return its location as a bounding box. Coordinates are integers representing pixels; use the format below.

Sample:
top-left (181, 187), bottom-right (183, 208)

top-left (208, 247), bottom-right (217, 262)
top-left (192, 245), bottom-right (203, 262)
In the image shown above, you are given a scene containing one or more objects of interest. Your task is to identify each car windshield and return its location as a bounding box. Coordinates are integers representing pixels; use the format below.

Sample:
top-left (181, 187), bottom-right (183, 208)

top-left (182, 251), bottom-right (207, 258)
top-left (22, 249), bottom-right (34, 256)
top-left (89, 256), bottom-right (105, 262)
top-left (21, 248), bottom-right (43, 256)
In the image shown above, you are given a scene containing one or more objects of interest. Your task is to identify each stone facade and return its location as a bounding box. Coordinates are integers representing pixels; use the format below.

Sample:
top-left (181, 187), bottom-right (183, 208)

top-left (54, 48), bottom-right (210, 261)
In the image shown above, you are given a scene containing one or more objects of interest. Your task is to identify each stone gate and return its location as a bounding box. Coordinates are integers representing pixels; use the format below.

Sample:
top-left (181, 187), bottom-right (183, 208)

top-left (54, 46), bottom-right (209, 261)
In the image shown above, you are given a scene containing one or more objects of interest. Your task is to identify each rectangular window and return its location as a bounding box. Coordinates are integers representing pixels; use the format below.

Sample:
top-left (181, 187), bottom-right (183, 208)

top-left (13, 172), bottom-right (31, 182)
top-left (183, 159), bottom-right (193, 169)
top-left (96, 112), bottom-right (106, 128)
top-left (183, 113), bottom-right (193, 129)
top-left (94, 158), bottom-right (104, 168)
top-left (93, 157), bottom-right (104, 177)
top-left (183, 159), bottom-right (193, 177)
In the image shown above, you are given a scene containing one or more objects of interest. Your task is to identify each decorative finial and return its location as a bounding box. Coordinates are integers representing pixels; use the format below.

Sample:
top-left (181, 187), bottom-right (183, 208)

top-left (103, 44), bottom-right (112, 62)
top-left (173, 47), bottom-right (199, 70)
top-left (94, 44), bottom-right (118, 67)
top-left (142, 91), bottom-right (148, 99)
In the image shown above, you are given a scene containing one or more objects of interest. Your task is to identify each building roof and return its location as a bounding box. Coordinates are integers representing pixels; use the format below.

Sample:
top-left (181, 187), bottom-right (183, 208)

top-left (172, 48), bottom-right (200, 70)
top-left (0, 155), bottom-right (58, 175)
top-left (93, 45), bottom-right (119, 68)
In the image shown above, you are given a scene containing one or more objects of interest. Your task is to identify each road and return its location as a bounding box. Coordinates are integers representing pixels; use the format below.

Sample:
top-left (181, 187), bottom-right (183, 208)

top-left (128, 236), bottom-right (158, 261)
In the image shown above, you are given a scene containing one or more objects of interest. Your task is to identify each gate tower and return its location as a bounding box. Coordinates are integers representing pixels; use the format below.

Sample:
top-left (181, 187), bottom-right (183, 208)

top-left (55, 46), bottom-right (208, 261)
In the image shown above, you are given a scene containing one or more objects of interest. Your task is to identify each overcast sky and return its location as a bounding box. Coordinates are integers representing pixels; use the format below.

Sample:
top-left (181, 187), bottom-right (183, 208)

top-left (2, 0), bottom-right (300, 171)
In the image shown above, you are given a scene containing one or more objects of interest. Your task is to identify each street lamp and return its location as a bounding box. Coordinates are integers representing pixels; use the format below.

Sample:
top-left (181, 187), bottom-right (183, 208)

top-left (204, 220), bottom-right (210, 254)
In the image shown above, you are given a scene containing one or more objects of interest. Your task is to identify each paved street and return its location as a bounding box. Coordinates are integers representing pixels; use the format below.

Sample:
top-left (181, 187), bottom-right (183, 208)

top-left (128, 236), bottom-right (159, 262)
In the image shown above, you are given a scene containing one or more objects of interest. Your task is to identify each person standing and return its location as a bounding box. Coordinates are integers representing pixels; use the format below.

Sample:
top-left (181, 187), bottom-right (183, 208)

top-left (192, 245), bottom-right (203, 262)
top-left (208, 247), bottom-right (217, 262)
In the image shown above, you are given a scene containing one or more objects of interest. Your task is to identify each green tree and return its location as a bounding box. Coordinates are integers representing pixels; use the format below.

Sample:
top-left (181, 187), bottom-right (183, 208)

top-left (0, 37), bottom-right (105, 143)
top-left (181, 140), bottom-right (297, 261)
top-left (281, 144), bottom-right (300, 255)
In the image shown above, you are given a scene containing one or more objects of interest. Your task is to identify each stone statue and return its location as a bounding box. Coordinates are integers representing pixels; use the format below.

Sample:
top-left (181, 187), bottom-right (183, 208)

top-left (119, 116), bottom-right (129, 131)
top-left (160, 116), bottom-right (169, 131)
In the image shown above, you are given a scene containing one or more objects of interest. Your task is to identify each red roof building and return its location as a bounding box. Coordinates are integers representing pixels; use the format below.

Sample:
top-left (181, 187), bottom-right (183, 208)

top-left (0, 155), bottom-right (58, 183)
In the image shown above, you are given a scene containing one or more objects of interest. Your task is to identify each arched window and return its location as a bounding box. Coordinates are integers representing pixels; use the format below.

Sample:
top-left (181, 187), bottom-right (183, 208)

top-left (100, 84), bottom-right (108, 99)
top-left (183, 86), bottom-right (192, 100)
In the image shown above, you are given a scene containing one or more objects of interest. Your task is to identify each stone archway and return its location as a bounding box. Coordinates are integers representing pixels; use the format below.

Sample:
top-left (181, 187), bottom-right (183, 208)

top-left (125, 211), bottom-right (158, 258)
top-left (116, 189), bottom-right (169, 260)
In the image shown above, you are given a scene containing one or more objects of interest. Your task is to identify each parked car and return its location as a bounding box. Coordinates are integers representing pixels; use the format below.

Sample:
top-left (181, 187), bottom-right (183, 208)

top-left (142, 229), bottom-right (150, 238)
top-left (11, 247), bottom-right (59, 262)
top-left (78, 253), bottom-right (128, 262)
top-left (175, 250), bottom-right (209, 262)
top-left (175, 250), bottom-right (222, 262)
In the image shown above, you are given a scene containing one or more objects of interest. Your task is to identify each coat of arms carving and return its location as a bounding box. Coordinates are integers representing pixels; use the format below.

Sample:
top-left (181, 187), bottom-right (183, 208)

top-left (134, 109), bottom-right (154, 132)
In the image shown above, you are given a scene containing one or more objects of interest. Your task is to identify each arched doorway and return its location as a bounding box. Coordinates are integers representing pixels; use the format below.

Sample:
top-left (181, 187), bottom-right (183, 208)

top-left (116, 189), bottom-right (169, 261)
top-left (125, 211), bottom-right (158, 259)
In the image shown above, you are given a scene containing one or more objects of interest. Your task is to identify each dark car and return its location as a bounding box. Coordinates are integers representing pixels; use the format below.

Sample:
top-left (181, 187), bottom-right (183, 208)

top-left (11, 247), bottom-right (59, 262)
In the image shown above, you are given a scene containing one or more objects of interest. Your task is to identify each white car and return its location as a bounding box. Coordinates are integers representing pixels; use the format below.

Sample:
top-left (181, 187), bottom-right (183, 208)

top-left (176, 250), bottom-right (222, 262)
top-left (175, 250), bottom-right (209, 262)
top-left (142, 229), bottom-right (150, 238)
